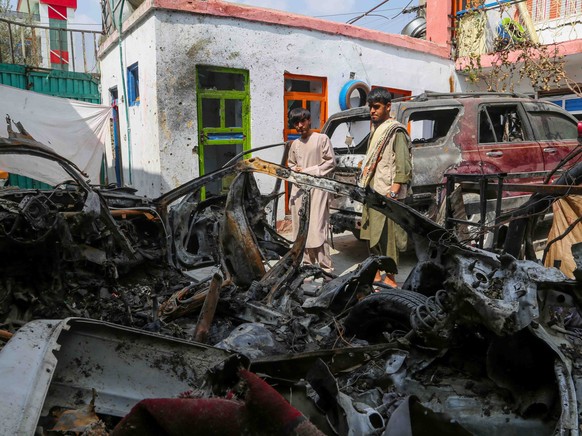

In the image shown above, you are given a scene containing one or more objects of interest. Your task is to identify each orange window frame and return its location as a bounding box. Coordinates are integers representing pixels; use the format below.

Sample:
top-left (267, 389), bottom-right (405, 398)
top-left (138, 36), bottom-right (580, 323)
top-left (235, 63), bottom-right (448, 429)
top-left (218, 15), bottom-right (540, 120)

top-left (370, 85), bottom-right (412, 100)
top-left (283, 74), bottom-right (328, 140)
top-left (283, 74), bottom-right (328, 214)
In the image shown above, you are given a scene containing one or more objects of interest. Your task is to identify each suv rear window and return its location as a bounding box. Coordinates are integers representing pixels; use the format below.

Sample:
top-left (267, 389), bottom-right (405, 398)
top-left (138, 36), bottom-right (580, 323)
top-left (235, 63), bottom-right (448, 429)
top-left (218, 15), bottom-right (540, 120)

top-left (407, 108), bottom-right (459, 146)
top-left (329, 119), bottom-right (370, 153)
top-left (527, 112), bottom-right (578, 141)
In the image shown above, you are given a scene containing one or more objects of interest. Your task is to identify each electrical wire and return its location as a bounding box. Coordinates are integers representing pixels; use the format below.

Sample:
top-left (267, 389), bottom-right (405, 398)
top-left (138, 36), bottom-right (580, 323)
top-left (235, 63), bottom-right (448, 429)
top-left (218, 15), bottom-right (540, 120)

top-left (347, 0), bottom-right (393, 24)
top-left (391, 0), bottom-right (414, 19)
top-left (362, 14), bottom-right (410, 32)
top-left (315, 7), bottom-right (403, 18)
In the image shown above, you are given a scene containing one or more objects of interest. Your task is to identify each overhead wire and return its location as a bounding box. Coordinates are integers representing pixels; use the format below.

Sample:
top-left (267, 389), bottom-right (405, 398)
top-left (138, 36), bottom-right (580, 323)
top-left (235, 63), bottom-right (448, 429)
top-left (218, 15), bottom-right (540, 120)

top-left (344, 0), bottom-right (419, 32)
top-left (314, 7), bottom-right (403, 18)
top-left (347, 0), bottom-right (393, 24)
top-left (361, 14), bottom-right (410, 31)
top-left (391, 0), bottom-right (414, 19)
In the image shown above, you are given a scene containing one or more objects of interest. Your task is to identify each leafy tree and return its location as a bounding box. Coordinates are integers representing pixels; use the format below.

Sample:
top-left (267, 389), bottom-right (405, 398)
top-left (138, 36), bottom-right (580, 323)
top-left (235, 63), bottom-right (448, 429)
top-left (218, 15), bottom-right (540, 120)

top-left (457, 4), bottom-right (581, 98)
top-left (0, 0), bottom-right (40, 66)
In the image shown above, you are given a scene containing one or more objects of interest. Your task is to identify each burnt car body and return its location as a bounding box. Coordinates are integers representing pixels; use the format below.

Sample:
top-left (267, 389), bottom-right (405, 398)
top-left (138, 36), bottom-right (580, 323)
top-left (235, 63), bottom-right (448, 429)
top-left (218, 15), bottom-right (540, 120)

top-left (324, 92), bottom-right (582, 236)
top-left (2, 126), bottom-right (582, 435)
top-left (0, 134), bottom-right (293, 329)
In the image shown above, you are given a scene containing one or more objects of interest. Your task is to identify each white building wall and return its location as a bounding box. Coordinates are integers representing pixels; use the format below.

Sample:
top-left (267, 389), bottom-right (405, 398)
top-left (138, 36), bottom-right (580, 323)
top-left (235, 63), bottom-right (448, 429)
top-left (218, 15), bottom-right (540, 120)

top-left (100, 16), bottom-right (162, 198)
top-left (101, 10), bottom-right (454, 197)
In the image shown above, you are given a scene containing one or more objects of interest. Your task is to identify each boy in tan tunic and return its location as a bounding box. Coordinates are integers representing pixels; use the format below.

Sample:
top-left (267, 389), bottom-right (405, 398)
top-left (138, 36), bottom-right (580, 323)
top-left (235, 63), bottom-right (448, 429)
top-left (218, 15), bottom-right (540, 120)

top-left (288, 108), bottom-right (336, 274)
top-left (358, 88), bottom-right (412, 287)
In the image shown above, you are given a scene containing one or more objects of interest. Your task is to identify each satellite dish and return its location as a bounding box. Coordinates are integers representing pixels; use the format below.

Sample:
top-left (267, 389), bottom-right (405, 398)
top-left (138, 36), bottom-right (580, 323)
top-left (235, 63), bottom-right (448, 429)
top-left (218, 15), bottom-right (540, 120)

top-left (401, 16), bottom-right (426, 39)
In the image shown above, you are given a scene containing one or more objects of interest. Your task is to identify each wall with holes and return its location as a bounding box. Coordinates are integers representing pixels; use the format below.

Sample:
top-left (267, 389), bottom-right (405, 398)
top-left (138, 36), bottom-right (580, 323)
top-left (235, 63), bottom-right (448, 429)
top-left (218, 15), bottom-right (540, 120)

top-left (99, 15), bottom-right (162, 198)
top-left (99, 6), bottom-right (455, 201)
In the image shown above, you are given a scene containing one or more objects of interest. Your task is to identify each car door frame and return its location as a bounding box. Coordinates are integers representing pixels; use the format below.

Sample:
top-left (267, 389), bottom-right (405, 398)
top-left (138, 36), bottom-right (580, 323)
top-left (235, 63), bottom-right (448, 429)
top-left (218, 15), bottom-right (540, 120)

top-left (476, 101), bottom-right (543, 179)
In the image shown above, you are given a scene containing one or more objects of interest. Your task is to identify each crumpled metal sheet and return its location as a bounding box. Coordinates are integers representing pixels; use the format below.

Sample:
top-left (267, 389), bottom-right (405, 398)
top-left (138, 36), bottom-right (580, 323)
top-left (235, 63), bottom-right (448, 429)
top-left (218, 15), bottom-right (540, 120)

top-left (220, 173), bottom-right (266, 287)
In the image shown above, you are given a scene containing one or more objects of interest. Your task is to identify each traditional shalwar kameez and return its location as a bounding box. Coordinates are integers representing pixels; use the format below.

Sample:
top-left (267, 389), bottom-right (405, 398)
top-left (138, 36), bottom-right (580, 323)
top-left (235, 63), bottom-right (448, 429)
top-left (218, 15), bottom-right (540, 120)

top-left (288, 132), bottom-right (336, 272)
top-left (358, 119), bottom-right (412, 265)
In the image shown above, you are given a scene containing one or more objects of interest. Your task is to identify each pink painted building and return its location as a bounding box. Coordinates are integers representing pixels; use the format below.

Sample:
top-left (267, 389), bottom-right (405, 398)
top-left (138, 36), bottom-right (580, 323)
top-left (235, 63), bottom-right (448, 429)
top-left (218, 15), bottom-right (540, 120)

top-left (452, 0), bottom-right (582, 117)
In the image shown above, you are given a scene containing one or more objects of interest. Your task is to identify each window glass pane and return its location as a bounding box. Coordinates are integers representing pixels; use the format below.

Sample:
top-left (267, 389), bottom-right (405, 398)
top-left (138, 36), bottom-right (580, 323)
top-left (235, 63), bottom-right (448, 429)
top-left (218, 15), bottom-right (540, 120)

top-left (284, 78), bottom-right (323, 94)
top-left (528, 112), bottom-right (578, 140)
top-left (329, 119), bottom-right (370, 151)
top-left (286, 100), bottom-right (303, 128)
top-left (109, 87), bottom-right (118, 102)
top-left (204, 143), bottom-right (243, 196)
top-left (287, 100), bottom-right (302, 112)
top-left (285, 79), bottom-right (309, 92)
top-left (127, 63), bottom-right (139, 106)
top-left (306, 100), bottom-right (322, 129)
top-left (202, 99), bottom-right (221, 127)
top-left (225, 99), bottom-right (243, 128)
top-left (406, 109), bottom-right (459, 146)
top-left (199, 69), bottom-right (245, 91)
top-left (479, 108), bottom-right (496, 143)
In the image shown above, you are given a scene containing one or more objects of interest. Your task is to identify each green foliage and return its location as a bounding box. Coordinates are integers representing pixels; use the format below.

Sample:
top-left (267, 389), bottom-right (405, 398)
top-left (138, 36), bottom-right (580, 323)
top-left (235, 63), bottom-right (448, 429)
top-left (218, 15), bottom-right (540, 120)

top-left (463, 38), bottom-right (568, 93)
top-left (0, 1), bottom-right (40, 66)
top-left (457, 3), bottom-right (579, 96)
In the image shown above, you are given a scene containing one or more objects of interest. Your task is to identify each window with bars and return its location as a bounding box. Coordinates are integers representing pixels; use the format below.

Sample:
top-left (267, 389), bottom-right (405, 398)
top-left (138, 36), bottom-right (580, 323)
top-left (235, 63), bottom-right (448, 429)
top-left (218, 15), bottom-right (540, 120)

top-left (529, 0), bottom-right (581, 21)
top-left (530, 0), bottom-right (551, 22)
top-left (561, 0), bottom-right (582, 16)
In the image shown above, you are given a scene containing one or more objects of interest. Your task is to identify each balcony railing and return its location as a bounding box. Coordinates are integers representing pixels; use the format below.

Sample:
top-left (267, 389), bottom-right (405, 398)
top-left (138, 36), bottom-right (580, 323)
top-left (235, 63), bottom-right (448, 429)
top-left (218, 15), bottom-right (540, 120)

top-left (0, 16), bottom-right (103, 74)
top-left (454, 1), bottom-right (582, 59)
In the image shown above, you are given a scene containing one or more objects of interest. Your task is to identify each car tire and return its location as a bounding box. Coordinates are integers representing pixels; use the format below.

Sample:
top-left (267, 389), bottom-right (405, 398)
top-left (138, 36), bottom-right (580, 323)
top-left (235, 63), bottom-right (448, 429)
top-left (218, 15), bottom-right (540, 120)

top-left (343, 289), bottom-right (427, 342)
top-left (339, 80), bottom-right (371, 110)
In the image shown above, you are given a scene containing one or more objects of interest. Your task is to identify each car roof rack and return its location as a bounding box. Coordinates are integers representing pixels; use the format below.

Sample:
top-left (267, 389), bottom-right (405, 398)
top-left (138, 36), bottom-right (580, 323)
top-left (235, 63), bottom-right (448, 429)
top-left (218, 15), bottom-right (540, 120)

top-left (392, 91), bottom-right (531, 103)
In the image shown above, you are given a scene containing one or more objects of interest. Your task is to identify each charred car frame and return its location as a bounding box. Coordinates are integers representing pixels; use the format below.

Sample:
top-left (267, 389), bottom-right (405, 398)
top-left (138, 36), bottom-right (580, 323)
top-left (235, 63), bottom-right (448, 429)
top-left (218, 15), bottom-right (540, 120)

top-left (1, 126), bottom-right (582, 434)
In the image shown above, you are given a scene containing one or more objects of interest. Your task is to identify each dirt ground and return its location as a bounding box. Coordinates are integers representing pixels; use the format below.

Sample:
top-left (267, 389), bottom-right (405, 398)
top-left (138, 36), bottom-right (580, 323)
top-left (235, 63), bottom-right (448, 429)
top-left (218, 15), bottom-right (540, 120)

top-left (283, 231), bottom-right (417, 285)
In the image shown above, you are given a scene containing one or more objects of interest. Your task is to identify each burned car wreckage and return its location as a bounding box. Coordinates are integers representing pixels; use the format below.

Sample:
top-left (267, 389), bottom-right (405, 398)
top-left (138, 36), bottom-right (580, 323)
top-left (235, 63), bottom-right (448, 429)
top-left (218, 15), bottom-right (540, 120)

top-left (1, 123), bottom-right (582, 435)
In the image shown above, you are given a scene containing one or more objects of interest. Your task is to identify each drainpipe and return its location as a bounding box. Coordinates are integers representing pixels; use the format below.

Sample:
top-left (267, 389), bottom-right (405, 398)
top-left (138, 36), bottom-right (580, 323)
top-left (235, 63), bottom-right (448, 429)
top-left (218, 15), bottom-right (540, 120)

top-left (111, 0), bottom-right (133, 185)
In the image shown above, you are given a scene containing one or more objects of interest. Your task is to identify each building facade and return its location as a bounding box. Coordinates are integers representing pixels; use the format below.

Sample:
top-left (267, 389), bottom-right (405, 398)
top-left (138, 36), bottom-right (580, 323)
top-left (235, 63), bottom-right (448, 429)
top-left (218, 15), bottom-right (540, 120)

top-left (453, 0), bottom-right (582, 118)
top-left (98, 0), bottom-right (454, 199)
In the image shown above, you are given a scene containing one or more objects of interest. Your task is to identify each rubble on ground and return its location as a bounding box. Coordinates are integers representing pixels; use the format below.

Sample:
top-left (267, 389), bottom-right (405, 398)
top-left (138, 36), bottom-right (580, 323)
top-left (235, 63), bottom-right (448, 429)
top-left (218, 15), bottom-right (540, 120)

top-left (1, 129), bottom-right (582, 434)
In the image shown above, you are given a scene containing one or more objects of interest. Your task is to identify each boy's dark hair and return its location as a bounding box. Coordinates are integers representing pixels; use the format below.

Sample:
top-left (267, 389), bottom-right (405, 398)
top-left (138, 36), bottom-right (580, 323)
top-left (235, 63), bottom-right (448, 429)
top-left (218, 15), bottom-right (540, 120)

top-left (288, 107), bottom-right (311, 126)
top-left (367, 88), bottom-right (392, 106)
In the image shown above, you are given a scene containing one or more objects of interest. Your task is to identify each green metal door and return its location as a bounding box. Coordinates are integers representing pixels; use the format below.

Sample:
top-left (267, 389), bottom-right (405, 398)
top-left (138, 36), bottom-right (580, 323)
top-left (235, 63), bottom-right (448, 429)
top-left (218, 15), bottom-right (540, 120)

top-left (196, 66), bottom-right (250, 197)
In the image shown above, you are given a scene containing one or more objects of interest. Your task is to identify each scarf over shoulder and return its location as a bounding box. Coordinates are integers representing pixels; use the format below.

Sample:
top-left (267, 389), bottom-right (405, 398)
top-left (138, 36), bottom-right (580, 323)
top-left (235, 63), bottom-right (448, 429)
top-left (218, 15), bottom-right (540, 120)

top-left (358, 119), bottom-right (408, 189)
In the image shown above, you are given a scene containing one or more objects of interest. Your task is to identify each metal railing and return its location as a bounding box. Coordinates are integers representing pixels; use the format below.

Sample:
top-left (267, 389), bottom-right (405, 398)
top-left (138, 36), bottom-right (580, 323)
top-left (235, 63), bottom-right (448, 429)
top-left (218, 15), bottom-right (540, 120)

top-left (0, 16), bottom-right (103, 74)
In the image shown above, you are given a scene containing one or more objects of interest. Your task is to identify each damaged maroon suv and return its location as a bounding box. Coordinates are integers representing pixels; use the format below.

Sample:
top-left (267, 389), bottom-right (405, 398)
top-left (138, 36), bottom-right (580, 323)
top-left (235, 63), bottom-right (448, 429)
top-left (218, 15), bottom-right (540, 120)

top-left (325, 92), bottom-right (582, 237)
